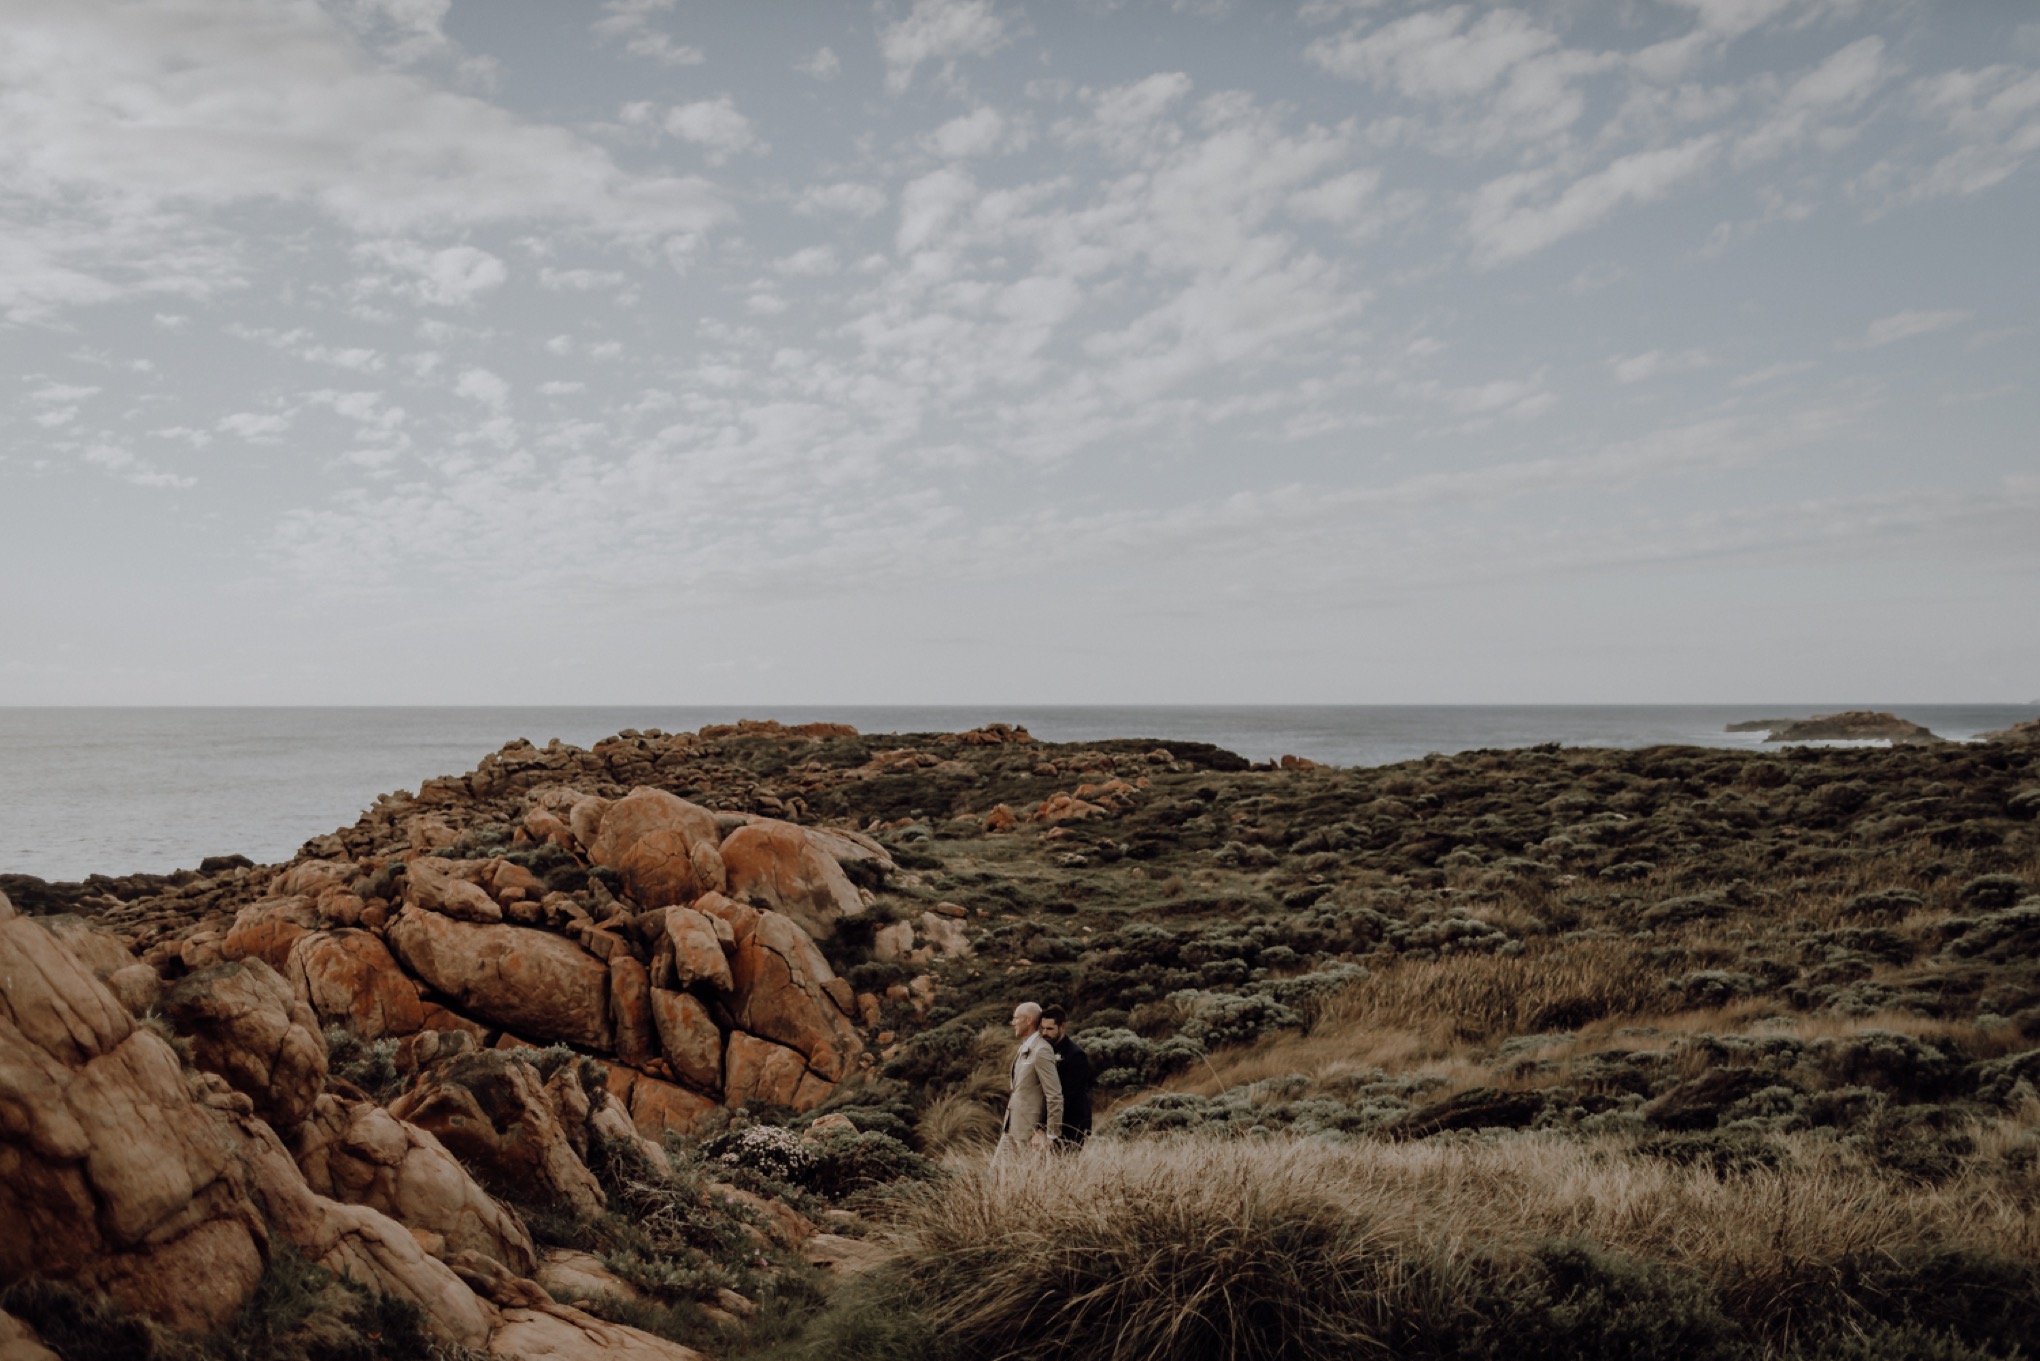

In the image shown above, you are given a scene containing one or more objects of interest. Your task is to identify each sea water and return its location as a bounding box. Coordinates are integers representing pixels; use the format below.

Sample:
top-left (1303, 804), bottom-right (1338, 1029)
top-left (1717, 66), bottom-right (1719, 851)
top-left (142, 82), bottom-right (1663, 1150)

top-left (1, 704), bottom-right (2031, 882)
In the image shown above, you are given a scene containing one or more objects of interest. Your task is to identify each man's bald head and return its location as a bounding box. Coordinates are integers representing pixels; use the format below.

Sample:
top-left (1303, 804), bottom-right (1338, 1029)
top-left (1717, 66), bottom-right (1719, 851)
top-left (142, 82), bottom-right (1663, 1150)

top-left (1010, 1000), bottom-right (1042, 1038)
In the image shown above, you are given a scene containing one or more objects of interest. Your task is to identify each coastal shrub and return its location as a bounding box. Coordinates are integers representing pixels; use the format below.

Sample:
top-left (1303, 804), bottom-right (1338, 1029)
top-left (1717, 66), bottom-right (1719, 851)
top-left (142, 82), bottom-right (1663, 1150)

top-left (322, 1027), bottom-right (403, 1103)
top-left (1672, 971), bottom-right (1764, 1009)
top-left (1844, 887), bottom-right (1926, 918)
top-left (703, 1124), bottom-right (820, 1185)
top-left (0, 1277), bottom-right (159, 1361)
top-left (1941, 905), bottom-right (2040, 963)
top-left (1078, 1026), bottom-right (1205, 1088)
top-left (1169, 989), bottom-right (1303, 1049)
top-left (801, 1128), bottom-right (933, 1199)
top-left (1960, 874), bottom-right (2029, 911)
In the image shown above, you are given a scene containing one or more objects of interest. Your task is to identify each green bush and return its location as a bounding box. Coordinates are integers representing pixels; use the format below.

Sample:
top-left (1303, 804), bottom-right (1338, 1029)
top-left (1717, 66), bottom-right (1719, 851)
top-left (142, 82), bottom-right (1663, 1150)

top-left (801, 1129), bottom-right (933, 1199)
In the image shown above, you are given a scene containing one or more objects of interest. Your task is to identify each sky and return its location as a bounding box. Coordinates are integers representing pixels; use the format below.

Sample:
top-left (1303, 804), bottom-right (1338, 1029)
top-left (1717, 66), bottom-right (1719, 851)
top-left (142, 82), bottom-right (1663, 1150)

top-left (1, 0), bottom-right (2035, 706)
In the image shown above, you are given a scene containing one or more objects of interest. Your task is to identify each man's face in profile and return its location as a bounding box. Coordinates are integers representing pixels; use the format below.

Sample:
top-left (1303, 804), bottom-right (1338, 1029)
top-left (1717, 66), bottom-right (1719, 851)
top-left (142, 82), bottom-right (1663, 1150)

top-left (1040, 1017), bottom-right (1064, 1042)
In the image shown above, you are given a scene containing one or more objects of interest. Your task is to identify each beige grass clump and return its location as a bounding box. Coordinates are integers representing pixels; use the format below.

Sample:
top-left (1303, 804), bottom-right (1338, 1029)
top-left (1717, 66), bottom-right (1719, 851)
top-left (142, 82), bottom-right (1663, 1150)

top-left (859, 1132), bottom-right (2040, 1361)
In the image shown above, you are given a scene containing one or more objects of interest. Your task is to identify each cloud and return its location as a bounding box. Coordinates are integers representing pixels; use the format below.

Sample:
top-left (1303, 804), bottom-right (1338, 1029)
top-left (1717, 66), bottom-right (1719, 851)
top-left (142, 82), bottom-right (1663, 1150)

top-left (1610, 348), bottom-right (1712, 383)
top-left (80, 443), bottom-right (194, 488)
top-left (540, 267), bottom-right (629, 293)
top-left (924, 106), bottom-right (1021, 158)
top-left (795, 182), bottom-right (889, 218)
top-left (896, 167), bottom-right (978, 253)
top-left (1850, 308), bottom-right (1972, 348)
top-left (1307, 6), bottom-right (1615, 153)
top-left (354, 241), bottom-right (508, 306)
top-left (454, 368), bottom-right (510, 410)
top-left (218, 411), bottom-right (291, 440)
top-left (592, 0), bottom-right (704, 67)
top-left (661, 97), bottom-right (768, 164)
top-left (880, 0), bottom-right (1011, 94)
top-left (0, 0), bottom-right (730, 254)
top-left (1734, 36), bottom-right (1891, 166)
top-left (1467, 135), bottom-right (1719, 265)
top-left (797, 47), bottom-right (841, 80)
top-left (1895, 64), bottom-right (2040, 200)
top-left (775, 247), bottom-right (840, 277)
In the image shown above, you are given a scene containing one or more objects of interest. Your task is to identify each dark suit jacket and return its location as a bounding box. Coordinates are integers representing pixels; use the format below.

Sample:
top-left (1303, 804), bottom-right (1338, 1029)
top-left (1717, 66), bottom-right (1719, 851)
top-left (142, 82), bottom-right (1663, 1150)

top-left (1050, 1035), bottom-right (1092, 1138)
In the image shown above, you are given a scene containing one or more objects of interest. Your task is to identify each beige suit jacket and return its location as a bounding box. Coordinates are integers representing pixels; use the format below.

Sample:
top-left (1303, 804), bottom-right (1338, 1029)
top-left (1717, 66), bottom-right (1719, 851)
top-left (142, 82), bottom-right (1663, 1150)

top-left (1003, 1032), bottom-right (1064, 1144)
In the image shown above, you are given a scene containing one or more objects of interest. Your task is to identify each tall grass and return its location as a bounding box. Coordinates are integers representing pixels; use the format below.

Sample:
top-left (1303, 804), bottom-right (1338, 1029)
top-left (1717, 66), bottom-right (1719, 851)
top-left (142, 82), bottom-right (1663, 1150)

top-left (1320, 937), bottom-right (1671, 1043)
top-left (786, 1133), bottom-right (2040, 1361)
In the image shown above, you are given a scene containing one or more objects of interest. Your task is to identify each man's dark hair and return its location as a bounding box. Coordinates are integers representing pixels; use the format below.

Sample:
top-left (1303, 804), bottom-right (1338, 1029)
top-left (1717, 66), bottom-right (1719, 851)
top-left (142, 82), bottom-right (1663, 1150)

top-left (1040, 1004), bottom-right (1067, 1025)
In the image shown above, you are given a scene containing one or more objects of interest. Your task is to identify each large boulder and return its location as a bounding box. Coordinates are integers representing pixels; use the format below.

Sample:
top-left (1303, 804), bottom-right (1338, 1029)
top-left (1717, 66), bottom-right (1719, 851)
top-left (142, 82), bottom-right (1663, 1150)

top-left (608, 955), bottom-right (658, 1066)
top-left (719, 820), bottom-right (865, 941)
top-left (388, 1051), bottom-right (606, 1220)
top-left (0, 892), bottom-right (269, 1331)
top-left (295, 1094), bottom-right (537, 1276)
top-left (605, 1066), bottom-right (718, 1141)
top-left (160, 959), bottom-right (328, 1132)
top-left (648, 989), bottom-right (722, 1091)
top-left (272, 860), bottom-right (357, 899)
top-left (285, 929), bottom-right (427, 1039)
top-left (659, 904), bottom-right (734, 992)
top-left (234, 1116), bottom-right (493, 1348)
top-left (404, 857), bottom-right (504, 924)
top-left (488, 1306), bottom-right (711, 1361)
top-left (723, 1032), bottom-right (829, 1111)
top-left (387, 909), bottom-right (612, 1051)
top-left (587, 788), bottom-right (727, 908)
top-left (221, 895), bottom-right (319, 973)
top-left (29, 915), bottom-right (159, 1016)
top-left (696, 899), bottom-right (862, 1084)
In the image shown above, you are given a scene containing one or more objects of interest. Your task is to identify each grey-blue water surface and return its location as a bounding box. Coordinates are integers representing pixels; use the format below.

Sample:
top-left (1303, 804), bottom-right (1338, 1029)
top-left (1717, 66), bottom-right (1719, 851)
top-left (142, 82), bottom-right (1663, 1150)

top-left (2, 705), bottom-right (2032, 881)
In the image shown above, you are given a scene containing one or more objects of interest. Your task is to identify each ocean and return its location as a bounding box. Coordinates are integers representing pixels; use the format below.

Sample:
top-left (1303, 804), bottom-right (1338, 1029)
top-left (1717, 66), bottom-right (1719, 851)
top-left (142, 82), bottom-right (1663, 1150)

top-left (2, 704), bottom-right (2032, 883)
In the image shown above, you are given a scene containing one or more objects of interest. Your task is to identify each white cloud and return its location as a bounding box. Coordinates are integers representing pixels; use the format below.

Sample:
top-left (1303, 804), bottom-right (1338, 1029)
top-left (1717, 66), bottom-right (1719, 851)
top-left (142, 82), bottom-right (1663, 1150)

top-left (592, 0), bottom-right (704, 67)
top-left (1307, 6), bottom-right (1615, 153)
top-left (0, 0), bottom-right (730, 254)
top-left (663, 98), bottom-right (768, 164)
top-left (1288, 167), bottom-right (1384, 224)
top-left (1468, 135), bottom-right (1719, 266)
top-left (1610, 348), bottom-right (1712, 383)
top-left (775, 247), bottom-right (840, 277)
top-left (1896, 64), bottom-right (2040, 200)
top-left (355, 241), bottom-right (508, 306)
top-left (895, 167), bottom-right (978, 253)
top-left (795, 181), bottom-right (889, 218)
top-left (80, 443), bottom-right (194, 488)
top-left (218, 411), bottom-right (291, 440)
top-left (1851, 308), bottom-right (1972, 348)
top-left (539, 380), bottom-right (587, 395)
top-left (454, 367), bottom-right (510, 410)
top-left (540, 267), bottom-right (629, 293)
top-left (1735, 36), bottom-right (1890, 166)
top-left (880, 0), bottom-right (1011, 94)
top-left (797, 46), bottom-right (841, 80)
top-left (924, 106), bottom-right (1021, 158)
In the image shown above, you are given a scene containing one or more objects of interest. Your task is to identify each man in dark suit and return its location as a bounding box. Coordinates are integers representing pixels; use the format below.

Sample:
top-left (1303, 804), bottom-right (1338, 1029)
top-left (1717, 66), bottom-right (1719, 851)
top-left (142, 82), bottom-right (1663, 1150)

top-left (1038, 1005), bottom-right (1092, 1147)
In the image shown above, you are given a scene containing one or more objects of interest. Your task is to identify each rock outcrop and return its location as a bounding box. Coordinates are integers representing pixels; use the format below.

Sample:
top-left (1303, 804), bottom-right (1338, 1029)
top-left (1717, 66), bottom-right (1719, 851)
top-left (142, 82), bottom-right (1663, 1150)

top-left (295, 1092), bottom-right (538, 1275)
top-left (387, 910), bottom-right (614, 1051)
top-left (161, 959), bottom-right (329, 1131)
top-left (587, 789), bottom-right (727, 908)
top-left (0, 890), bottom-right (270, 1332)
top-left (387, 1050), bottom-right (607, 1220)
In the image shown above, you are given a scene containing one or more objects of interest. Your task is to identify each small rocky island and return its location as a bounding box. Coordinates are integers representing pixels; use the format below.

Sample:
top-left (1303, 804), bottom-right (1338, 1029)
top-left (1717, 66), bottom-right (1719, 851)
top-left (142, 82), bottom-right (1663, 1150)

top-left (1725, 709), bottom-right (1945, 744)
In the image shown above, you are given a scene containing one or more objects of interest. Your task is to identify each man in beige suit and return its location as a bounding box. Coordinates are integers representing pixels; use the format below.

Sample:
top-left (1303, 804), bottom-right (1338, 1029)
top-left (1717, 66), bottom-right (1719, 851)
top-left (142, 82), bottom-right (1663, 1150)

top-left (1000, 1000), bottom-right (1063, 1157)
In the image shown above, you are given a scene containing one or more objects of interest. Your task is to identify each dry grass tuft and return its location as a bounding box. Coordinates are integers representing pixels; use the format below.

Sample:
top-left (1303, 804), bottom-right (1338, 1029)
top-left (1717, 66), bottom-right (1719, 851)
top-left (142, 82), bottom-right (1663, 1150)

top-left (1320, 936), bottom-right (1672, 1044)
top-left (841, 1132), bottom-right (2040, 1361)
